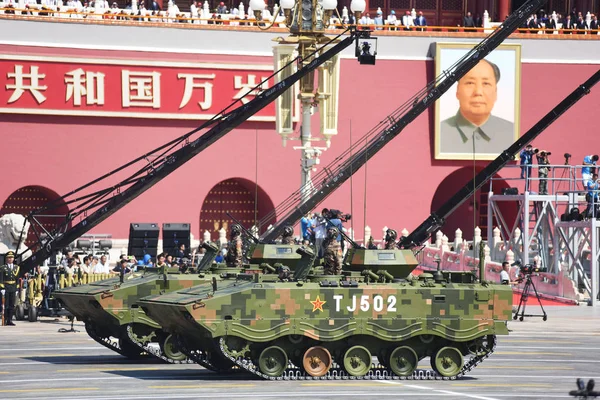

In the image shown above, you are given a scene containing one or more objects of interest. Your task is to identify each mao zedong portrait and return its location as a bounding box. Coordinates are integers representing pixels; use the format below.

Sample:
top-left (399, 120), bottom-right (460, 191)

top-left (439, 59), bottom-right (514, 155)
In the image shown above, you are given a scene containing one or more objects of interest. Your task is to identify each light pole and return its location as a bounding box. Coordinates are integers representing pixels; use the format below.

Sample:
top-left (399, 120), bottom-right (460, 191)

top-left (251, 0), bottom-right (366, 202)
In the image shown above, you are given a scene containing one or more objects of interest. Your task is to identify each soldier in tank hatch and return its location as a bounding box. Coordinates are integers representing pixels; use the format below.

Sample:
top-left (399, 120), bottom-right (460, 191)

top-left (226, 224), bottom-right (243, 268)
top-left (323, 228), bottom-right (342, 275)
top-left (280, 225), bottom-right (295, 245)
top-left (384, 229), bottom-right (398, 250)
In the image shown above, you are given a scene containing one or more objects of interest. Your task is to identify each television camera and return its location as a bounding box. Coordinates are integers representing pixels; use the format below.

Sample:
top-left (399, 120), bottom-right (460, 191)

top-left (511, 260), bottom-right (547, 276)
top-left (510, 260), bottom-right (548, 321)
top-left (323, 208), bottom-right (352, 222)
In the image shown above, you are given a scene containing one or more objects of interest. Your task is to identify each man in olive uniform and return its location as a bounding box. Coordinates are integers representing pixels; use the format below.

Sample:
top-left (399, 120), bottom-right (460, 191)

top-left (226, 224), bottom-right (243, 268)
top-left (280, 225), bottom-right (295, 245)
top-left (0, 251), bottom-right (19, 326)
top-left (323, 228), bottom-right (342, 275)
top-left (384, 229), bottom-right (398, 250)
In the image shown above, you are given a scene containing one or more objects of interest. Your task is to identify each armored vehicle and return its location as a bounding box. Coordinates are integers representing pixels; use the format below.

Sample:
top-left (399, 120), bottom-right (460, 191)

top-left (54, 240), bottom-right (308, 365)
top-left (139, 246), bottom-right (512, 379)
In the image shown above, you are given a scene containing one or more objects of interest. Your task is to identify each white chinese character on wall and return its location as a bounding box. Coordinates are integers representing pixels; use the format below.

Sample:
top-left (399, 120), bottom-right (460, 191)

top-left (121, 70), bottom-right (161, 108)
top-left (178, 73), bottom-right (216, 110)
top-left (6, 65), bottom-right (48, 104)
top-left (65, 68), bottom-right (106, 106)
top-left (233, 74), bottom-right (269, 104)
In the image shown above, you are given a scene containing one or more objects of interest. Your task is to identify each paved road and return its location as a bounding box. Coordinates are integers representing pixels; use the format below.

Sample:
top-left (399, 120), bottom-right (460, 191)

top-left (1, 305), bottom-right (598, 400)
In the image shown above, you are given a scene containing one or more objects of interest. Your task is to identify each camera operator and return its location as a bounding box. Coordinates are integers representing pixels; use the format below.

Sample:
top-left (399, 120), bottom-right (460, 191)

top-left (536, 150), bottom-right (551, 195)
top-left (585, 173), bottom-right (600, 219)
top-left (361, 41), bottom-right (371, 56)
top-left (324, 208), bottom-right (345, 252)
top-left (500, 261), bottom-right (515, 285)
top-left (520, 145), bottom-right (538, 192)
top-left (582, 154), bottom-right (599, 189)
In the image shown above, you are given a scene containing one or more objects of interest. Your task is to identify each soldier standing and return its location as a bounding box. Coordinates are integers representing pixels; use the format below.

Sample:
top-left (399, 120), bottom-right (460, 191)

top-left (323, 228), bottom-right (342, 275)
top-left (384, 229), bottom-right (398, 250)
top-left (281, 225), bottom-right (295, 245)
top-left (0, 251), bottom-right (19, 326)
top-left (225, 224), bottom-right (243, 268)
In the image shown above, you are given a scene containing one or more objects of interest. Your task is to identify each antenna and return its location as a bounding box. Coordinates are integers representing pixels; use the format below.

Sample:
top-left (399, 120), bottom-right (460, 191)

top-left (349, 120), bottom-right (354, 243)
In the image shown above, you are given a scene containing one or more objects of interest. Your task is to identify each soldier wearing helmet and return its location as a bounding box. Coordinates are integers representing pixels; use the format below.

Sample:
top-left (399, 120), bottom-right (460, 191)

top-left (384, 229), bottom-right (397, 250)
top-left (226, 224), bottom-right (243, 268)
top-left (281, 225), bottom-right (295, 245)
top-left (322, 227), bottom-right (342, 275)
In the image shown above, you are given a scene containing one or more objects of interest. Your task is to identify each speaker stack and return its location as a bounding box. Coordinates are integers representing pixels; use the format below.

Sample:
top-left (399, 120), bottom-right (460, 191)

top-left (128, 223), bottom-right (159, 259)
top-left (162, 223), bottom-right (191, 255)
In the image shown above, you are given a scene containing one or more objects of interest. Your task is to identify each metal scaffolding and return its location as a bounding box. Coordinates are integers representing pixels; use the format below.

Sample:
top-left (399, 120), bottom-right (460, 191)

top-left (486, 165), bottom-right (599, 305)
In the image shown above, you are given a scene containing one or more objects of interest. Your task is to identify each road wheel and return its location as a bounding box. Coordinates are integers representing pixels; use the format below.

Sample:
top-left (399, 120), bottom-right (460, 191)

top-left (258, 346), bottom-right (288, 378)
top-left (302, 346), bottom-right (332, 377)
top-left (342, 345), bottom-right (371, 377)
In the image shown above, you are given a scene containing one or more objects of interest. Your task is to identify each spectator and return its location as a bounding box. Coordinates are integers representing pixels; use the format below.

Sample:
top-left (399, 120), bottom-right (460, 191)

top-left (217, 1), bottom-right (227, 14)
top-left (367, 236), bottom-right (378, 250)
top-left (80, 256), bottom-right (92, 274)
top-left (585, 173), bottom-right (600, 219)
top-left (563, 15), bottom-right (575, 32)
top-left (165, 254), bottom-right (173, 266)
top-left (414, 11), bottom-right (426, 31)
top-left (387, 10), bottom-right (397, 30)
top-left (94, 254), bottom-right (110, 274)
top-left (373, 10), bottom-right (383, 30)
top-left (359, 12), bottom-right (370, 25)
top-left (112, 259), bottom-right (132, 274)
top-left (582, 154), bottom-right (598, 188)
top-left (591, 14), bottom-right (599, 31)
top-left (60, 250), bottom-right (74, 269)
top-left (463, 11), bottom-right (476, 30)
top-left (175, 243), bottom-right (187, 260)
top-left (142, 253), bottom-right (153, 267)
top-left (300, 211), bottom-right (313, 242)
top-left (215, 249), bottom-right (226, 263)
top-left (519, 145), bottom-right (535, 191)
top-left (313, 212), bottom-right (327, 258)
top-left (528, 14), bottom-right (540, 33)
top-left (401, 10), bottom-right (413, 30)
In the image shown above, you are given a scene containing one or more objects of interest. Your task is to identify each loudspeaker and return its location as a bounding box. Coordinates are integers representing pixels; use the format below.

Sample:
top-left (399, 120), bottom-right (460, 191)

top-left (128, 223), bottom-right (159, 260)
top-left (502, 187), bottom-right (519, 195)
top-left (162, 223), bottom-right (191, 254)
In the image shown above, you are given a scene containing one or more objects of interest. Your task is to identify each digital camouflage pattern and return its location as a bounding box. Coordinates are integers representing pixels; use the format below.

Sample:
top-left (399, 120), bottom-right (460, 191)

top-left (138, 248), bottom-right (513, 379)
top-left (226, 235), bottom-right (243, 268)
top-left (322, 238), bottom-right (342, 275)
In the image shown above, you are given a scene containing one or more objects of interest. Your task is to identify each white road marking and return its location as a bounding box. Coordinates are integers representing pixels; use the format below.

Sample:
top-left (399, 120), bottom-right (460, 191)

top-left (379, 380), bottom-right (499, 400)
top-left (0, 347), bottom-right (108, 352)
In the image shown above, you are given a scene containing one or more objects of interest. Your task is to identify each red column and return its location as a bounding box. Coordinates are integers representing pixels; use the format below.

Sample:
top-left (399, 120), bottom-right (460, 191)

top-left (497, 0), bottom-right (511, 22)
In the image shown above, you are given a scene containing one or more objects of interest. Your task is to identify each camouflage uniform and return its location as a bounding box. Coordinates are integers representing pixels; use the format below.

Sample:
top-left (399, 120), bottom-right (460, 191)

top-left (226, 225), bottom-right (244, 268)
top-left (323, 228), bottom-right (342, 275)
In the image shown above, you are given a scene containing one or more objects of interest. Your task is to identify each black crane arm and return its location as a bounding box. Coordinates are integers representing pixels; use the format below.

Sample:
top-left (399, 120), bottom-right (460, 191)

top-left (18, 28), bottom-right (367, 271)
top-left (398, 68), bottom-right (600, 249)
top-left (260, 0), bottom-right (546, 243)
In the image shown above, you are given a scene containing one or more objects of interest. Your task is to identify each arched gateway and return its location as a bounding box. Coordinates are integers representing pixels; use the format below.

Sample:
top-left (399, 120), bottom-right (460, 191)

top-left (0, 185), bottom-right (70, 248)
top-left (199, 178), bottom-right (275, 240)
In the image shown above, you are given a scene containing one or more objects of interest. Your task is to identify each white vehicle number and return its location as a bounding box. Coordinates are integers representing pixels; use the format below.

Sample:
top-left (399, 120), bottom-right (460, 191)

top-left (333, 294), bottom-right (397, 313)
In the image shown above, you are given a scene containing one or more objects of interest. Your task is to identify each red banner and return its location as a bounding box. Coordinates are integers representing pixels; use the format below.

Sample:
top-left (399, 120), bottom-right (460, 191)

top-left (0, 55), bottom-right (296, 121)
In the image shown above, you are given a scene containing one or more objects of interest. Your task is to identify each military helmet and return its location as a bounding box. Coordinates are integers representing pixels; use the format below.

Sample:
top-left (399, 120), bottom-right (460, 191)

top-left (231, 224), bottom-right (242, 235)
top-left (283, 225), bottom-right (293, 237)
top-left (326, 227), bottom-right (338, 240)
top-left (386, 229), bottom-right (398, 242)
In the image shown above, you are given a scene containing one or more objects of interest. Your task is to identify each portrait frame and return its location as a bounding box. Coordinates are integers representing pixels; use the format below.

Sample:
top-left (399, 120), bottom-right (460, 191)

top-left (434, 43), bottom-right (522, 160)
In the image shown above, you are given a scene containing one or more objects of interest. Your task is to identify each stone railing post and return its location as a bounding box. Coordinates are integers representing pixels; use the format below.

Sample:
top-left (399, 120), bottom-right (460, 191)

top-left (364, 225), bottom-right (371, 244)
top-left (435, 230), bottom-right (443, 248)
top-left (454, 228), bottom-right (463, 251)
top-left (218, 228), bottom-right (227, 248)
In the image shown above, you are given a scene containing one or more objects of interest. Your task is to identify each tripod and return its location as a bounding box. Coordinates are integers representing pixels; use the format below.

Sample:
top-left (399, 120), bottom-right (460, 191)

top-left (513, 273), bottom-right (548, 322)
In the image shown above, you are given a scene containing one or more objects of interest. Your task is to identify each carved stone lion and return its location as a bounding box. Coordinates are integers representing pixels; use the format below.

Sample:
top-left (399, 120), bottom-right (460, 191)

top-left (0, 213), bottom-right (31, 259)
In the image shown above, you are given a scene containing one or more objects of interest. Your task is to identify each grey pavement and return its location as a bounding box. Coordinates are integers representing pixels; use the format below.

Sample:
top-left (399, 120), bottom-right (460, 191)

top-left (0, 305), bottom-right (599, 400)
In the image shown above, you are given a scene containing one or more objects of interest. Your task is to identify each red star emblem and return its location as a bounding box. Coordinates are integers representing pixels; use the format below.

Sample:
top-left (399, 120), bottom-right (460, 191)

top-left (310, 295), bottom-right (326, 312)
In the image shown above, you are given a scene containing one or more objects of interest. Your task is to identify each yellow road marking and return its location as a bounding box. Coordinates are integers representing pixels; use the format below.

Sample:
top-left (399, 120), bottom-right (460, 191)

top-left (452, 383), bottom-right (553, 388)
top-left (0, 388), bottom-right (98, 393)
top-left (301, 382), bottom-right (393, 387)
top-left (0, 354), bottom-right (76, 358)
top-left (149, 384), bottom-right (256, 389)
top-left (58, 367), bottom-right (161, 372)
top-left (476, 366), bottom-right (573, 370)
top-left (495, 352), bottom-right (571, 356)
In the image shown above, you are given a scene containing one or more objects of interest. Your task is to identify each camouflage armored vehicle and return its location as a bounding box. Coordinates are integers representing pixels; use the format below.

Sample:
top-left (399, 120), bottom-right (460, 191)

top-left (139, 245), bottom-right (513, 380)
top-left (54, 240), bottom-right (309, 365)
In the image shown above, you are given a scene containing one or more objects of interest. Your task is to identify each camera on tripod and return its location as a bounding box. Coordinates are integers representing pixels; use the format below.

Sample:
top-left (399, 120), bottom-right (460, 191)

top-left (511, 260), bottom-right (547, 275)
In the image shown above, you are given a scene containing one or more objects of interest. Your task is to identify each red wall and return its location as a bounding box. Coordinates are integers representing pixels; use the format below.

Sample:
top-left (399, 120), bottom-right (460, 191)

top-left (1, 44), bottom-right (599, 240)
